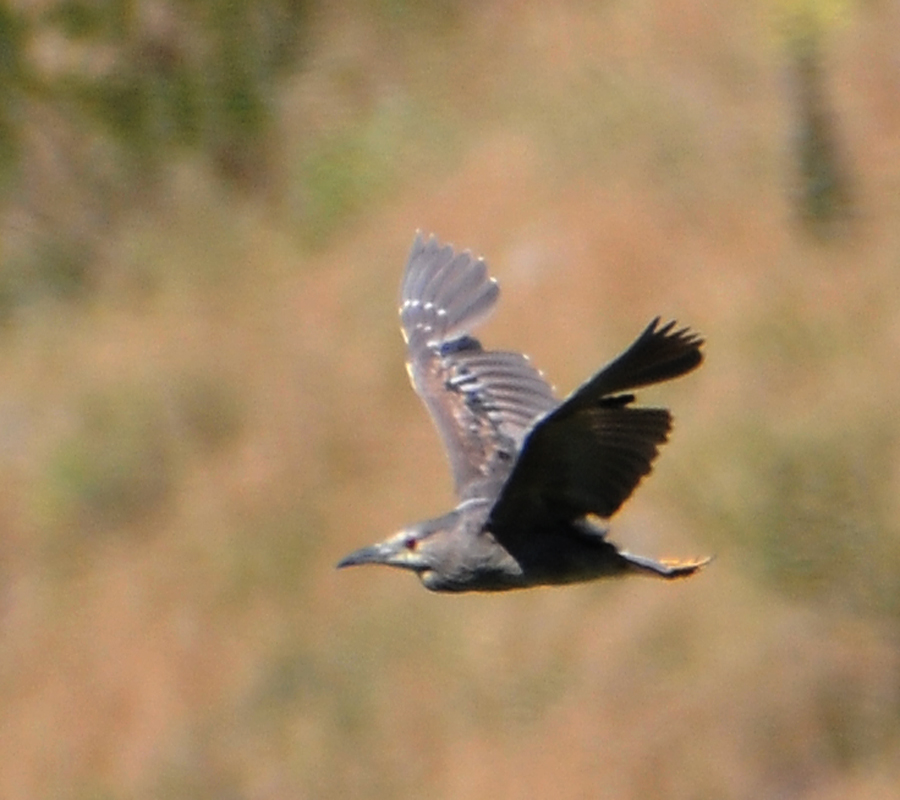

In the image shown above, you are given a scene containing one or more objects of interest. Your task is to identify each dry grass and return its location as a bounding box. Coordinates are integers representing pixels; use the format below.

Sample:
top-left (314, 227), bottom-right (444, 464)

top-left (2, 1), bottom-right (900, 798)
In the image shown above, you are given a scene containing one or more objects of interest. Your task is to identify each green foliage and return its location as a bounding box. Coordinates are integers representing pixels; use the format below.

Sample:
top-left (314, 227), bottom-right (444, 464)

top-left (769, 0), bottom-right (856, 238)
top-left (171, 370), bottom-right (245, 454)
top-left (223, 505), bottom-right (321, 601)
top-left (0, 0), bottom-right (311, 314)
top-left (0, 231), bottom-right (94, 324)
top-left (44, 1), bottom-right (120, 39)
top-left (295, 97), bottom-right (419, 246)
top-left (298, 124), bottom-right (393, 246)
top-left (0, 5), bottom-right (26, 186)
top-left (701, 420), bottom-right (900, 619)
top-left (28, 0), bottom-right (308, 175)
top-left (370, 0), bottom-right (464, 31)
top-left (40, 371), bottom-right (244, 535)
top-left (790, 43), bottom-right (854, 238)
top-left (46, 385), bottom-right (178, 531)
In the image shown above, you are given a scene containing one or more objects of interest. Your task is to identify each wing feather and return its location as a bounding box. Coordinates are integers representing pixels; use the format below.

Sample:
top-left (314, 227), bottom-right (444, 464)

top-left (400, 233), bottom-right (557, 500)
top-left (488, 319), bottom-right (703, 536)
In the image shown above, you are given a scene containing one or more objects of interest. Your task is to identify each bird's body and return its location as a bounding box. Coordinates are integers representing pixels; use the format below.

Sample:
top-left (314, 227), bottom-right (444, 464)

top-left (338, 233), bottom-right (708, 592)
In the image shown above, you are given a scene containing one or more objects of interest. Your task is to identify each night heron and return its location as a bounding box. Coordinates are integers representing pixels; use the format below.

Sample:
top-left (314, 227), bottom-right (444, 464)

top-left (337, 233), bottom-right (708, 592)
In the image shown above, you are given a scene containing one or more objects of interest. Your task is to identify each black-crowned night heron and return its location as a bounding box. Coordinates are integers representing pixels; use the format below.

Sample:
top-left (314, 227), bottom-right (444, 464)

top-left (337, 233), bottom-right (708, 592)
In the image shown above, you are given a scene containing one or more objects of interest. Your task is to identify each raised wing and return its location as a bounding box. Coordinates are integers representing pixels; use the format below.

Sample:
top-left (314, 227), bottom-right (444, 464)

top-left (488, 318), bottom-right (703, 534)
top-left (400, 233), bottom-right (558, 501)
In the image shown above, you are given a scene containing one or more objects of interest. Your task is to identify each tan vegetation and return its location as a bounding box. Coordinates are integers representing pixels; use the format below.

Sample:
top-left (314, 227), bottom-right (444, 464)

top-left (2, 0), bottom-right (900, 797)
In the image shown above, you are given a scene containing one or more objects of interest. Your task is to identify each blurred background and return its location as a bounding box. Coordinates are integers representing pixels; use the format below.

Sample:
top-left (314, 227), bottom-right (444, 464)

top-left (1, 0), bottom-right (900, 797)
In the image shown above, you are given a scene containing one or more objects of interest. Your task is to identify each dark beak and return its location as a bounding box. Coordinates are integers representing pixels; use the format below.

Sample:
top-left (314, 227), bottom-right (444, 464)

top-left (336, 542), bottom-right (392, 569)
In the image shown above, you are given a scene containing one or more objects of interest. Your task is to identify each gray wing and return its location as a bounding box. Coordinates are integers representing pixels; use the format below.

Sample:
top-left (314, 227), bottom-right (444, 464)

top-left (400, 232), bottom-right (558, 501)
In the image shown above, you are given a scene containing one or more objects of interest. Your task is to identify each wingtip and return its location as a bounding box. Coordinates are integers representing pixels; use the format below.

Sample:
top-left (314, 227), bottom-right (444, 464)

top-left (648, 317), bottom-right (705, 348)
top-left (410, 230), bottom-right (447, 254)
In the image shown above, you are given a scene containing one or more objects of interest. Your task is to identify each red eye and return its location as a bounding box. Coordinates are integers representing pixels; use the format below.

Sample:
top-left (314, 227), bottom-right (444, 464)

top-left (404, 536), bottom-right (418, 550)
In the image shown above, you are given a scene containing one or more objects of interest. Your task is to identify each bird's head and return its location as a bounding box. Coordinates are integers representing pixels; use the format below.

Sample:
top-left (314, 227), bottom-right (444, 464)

top-left (337, 525), bottom-right (437, 576)
top-left (336, 512), bottom-right (460, 590)
top-left (336, 503), bottom-right (511, 592)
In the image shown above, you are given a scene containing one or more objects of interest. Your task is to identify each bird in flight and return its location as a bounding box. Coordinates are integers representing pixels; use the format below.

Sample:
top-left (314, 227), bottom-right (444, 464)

top-left (338, 233), bottom-right (708, 592)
